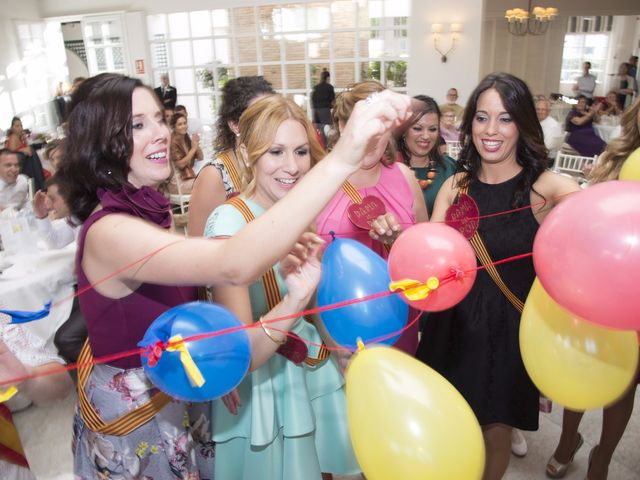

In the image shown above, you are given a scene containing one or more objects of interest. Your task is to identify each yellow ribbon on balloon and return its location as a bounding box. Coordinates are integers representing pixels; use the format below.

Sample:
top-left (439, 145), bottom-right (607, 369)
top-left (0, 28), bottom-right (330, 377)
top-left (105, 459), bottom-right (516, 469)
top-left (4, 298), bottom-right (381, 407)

top-left (520, 279), bottom-right (638, 411)
top-left (346, 346), bottom-right (485, 480)
top-left (619, 146), bottom-right (640, 181)
top-left (389, 276), bottom-right (440, 301)
top-left (166, 335), bottom-right (205, 388)
top-left (0, 386), bottom-right (18, 403)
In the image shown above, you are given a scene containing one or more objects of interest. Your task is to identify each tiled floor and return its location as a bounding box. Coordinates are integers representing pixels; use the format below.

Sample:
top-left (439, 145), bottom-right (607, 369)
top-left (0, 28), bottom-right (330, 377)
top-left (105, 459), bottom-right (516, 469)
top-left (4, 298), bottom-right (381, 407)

top-left (14, 389), bottom-right (640, 479)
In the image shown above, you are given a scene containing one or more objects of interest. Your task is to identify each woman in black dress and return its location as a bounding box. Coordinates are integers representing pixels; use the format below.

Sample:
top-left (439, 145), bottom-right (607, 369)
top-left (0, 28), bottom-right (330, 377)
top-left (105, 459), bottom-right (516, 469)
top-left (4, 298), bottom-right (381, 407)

top-left (416, 72), bottom-right (580, 480)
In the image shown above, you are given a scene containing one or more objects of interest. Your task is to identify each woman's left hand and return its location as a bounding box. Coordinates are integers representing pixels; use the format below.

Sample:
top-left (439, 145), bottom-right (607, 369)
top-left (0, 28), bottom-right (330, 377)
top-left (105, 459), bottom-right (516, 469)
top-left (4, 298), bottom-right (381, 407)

top-left (280, 232), bottom-right (324, 305)
top-left (369, 212), bottom-right (401, 244)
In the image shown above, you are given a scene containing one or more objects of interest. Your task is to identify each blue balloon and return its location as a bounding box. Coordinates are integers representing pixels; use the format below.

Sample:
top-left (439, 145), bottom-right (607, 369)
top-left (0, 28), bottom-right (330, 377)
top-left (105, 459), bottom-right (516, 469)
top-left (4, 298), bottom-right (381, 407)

top-left (318, 238), bottom-right (408, 349)
top-left (139, 302), bottom-right (251, 402)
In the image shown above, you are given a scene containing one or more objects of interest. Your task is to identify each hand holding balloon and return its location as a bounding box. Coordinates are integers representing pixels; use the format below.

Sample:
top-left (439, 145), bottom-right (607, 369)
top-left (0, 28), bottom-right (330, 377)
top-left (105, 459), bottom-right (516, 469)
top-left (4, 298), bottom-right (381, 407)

top-left (280, 232), bottom-right (324, 306)
top-left (368, 212), bottom-right (401, 244)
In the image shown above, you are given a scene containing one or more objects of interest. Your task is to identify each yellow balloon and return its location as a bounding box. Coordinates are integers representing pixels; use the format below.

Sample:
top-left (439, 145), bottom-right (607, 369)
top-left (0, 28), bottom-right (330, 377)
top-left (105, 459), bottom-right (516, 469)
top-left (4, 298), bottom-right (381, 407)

top-left (346, 346), bottom-right (485, 480)
top-left (619, 146), bottom-right (640, 181)
top-left (520, 279), bottom-right (638, 411)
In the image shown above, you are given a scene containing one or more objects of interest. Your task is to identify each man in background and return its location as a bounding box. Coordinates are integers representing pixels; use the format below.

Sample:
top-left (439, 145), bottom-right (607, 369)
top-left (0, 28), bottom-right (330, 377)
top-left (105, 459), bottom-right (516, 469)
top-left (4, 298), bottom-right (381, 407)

top-left (311, 68), bottom-right (335, 146)
top-left (439, 87), bottom-right (464, 125)
top-left (573, 61), bottom-right (596, 104)
top-left (154, 73), bottom-right (177, 110)
top-left (535, 98), bottom-right (564, 165)
top-left (0, 149), bottom-right (29, 211)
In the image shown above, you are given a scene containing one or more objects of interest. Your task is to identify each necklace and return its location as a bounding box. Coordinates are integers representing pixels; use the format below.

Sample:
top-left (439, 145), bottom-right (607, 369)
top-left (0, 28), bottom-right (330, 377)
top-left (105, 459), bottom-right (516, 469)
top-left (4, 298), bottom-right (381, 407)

top-left (415, 159), bottom-right (438, 189)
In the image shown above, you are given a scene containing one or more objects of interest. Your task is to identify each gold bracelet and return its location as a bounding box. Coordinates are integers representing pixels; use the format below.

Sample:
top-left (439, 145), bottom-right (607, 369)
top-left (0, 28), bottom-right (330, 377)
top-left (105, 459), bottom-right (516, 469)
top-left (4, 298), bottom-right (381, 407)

top-left (258, 316), bottom-right (286, 345)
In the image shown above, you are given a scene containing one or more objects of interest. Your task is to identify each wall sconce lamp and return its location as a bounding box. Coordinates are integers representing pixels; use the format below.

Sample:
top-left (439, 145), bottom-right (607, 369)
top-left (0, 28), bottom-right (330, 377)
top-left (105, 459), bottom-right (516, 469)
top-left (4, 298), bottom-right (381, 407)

top-left (431, 23), bottom-right (463, 63)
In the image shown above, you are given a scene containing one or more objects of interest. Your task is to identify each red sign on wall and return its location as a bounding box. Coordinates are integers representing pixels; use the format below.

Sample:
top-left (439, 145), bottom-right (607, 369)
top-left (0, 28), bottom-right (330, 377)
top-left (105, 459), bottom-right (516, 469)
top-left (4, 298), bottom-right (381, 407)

top-left (135, 59), bottom-right (145, 74)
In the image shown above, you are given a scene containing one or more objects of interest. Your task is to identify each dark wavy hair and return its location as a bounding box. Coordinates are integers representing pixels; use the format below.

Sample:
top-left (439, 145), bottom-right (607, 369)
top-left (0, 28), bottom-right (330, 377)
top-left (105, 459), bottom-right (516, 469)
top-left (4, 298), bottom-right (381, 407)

top-left (215, 76), bottom-right (275, 153)
top-left (458, 72), bottom-right (547, 207)
top-left (170, 112), bottom-right (192, 151)
top-left (57, 73), bottom-right (147, 222)
top-left (398, 95), bottom-right (447, 169)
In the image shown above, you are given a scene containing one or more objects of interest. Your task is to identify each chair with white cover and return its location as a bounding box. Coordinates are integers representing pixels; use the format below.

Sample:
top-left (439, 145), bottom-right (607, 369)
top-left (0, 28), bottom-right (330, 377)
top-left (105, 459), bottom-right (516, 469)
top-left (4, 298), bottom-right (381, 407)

top-left (552, 151), bottom-right (597, 178)
top-left (168, 173), bottom-right (191, 216)
top-left (446, 140), bottom-right (462, 160)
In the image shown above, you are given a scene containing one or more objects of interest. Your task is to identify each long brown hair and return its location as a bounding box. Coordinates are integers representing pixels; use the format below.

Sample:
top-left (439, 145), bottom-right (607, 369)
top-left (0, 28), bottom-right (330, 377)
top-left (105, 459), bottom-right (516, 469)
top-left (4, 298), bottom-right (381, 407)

top-left (589, 98), bottom-right (640, 184)
top-left (458, 72), bottom-right (548, 207)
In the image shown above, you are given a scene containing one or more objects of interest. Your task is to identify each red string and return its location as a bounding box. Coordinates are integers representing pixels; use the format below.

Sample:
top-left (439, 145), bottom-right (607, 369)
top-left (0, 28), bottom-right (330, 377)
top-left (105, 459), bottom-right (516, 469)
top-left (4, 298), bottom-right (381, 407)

top-left (0, 250), bottom-right (534, 389)
top-left (3, 187), bottom-right (565, 387)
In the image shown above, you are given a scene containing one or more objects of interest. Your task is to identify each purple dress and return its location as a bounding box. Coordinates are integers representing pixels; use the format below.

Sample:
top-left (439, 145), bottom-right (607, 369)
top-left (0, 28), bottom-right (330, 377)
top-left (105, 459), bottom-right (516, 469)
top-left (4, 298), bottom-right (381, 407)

top-left (565, 109), bottom-right (606, 157)
top-left (72, 186), bottom-right (214, 480)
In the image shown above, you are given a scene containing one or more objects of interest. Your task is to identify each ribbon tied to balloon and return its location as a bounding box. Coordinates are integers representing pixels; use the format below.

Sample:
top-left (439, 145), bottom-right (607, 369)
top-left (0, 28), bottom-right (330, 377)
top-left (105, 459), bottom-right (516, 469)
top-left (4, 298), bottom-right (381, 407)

top-left (388, 222), bottom-right (478, 311)
top-left (139, 302), bottom-right (251, 402)
top-left (317, 238), bottom-right (408, 349)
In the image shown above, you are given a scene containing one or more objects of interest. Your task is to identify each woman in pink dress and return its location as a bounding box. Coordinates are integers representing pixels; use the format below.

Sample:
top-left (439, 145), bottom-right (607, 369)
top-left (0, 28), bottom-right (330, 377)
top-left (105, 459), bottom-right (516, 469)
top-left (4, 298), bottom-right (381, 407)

top-left (315, 80), bottom-right (428, 357)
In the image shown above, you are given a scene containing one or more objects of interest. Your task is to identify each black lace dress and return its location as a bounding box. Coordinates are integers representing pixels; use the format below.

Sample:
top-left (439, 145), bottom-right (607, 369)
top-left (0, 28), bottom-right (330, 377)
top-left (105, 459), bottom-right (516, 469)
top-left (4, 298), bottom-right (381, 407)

top-left (416, 171), bottom-right (540, 430)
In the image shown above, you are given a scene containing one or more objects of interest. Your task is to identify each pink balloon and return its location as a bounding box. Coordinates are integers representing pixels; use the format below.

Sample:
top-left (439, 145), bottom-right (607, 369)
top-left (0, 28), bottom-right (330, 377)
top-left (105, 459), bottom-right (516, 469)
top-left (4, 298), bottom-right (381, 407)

top-left (388, 223), bottom-right (477, 311)
top-left (534, 181), bottom-right (640, 330)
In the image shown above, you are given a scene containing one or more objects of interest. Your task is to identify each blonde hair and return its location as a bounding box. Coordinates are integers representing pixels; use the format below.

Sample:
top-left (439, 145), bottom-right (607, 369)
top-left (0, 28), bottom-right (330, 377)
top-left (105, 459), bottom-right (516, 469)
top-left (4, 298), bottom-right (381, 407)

top-left (589, 98), bottom-right (640, 184)
top-left (330, 80), bottom-right (396, 164)
top-left (238, 95), bottom-right (325, 195)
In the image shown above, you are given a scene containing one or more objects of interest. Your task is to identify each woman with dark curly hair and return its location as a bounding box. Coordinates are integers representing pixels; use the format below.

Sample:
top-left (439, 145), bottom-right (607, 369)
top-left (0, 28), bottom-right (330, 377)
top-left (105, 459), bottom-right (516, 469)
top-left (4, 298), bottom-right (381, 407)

top-left (54, 72), bottom-right (412, 479)
top-left (397, 95), bottom-right (457, 216)
top-left (166, 111), bottom-right (202, 195)
top-left (416, 72), bottom-right (580, 480)
top-left (187, 76), bottom-right (275, 236)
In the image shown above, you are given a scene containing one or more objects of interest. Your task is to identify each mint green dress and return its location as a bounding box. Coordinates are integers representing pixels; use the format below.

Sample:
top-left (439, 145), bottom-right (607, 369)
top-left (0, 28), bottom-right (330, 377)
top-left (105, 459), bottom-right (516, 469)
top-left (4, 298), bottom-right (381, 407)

top-left (204, 198), bottom-right (360, 480)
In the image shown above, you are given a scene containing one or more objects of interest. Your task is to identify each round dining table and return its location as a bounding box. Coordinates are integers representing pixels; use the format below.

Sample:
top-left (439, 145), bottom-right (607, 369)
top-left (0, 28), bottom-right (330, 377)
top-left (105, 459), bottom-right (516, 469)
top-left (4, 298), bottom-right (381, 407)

top-left (0, 242), bottom-right (76, 351)
top-left (593, 123), bottom-right (622, 144)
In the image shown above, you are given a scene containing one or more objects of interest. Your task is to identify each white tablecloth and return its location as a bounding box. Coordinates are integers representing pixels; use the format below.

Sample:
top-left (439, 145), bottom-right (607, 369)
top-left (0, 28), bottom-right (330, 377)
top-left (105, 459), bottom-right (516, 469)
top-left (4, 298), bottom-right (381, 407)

top-left (594, 124), bottom-right (622, 143)
top-left (0, 243), bottom-right (76, 350)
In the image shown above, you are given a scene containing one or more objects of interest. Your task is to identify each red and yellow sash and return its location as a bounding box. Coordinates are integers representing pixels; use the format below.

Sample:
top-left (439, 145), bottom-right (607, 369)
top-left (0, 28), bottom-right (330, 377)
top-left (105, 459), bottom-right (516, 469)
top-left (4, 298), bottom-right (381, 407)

top-left (0, 403), bottom-right (29, 468)
top-left (227, 197), bottom-right (329, 366)
top-left (218, 150), bottom-right (243, 193)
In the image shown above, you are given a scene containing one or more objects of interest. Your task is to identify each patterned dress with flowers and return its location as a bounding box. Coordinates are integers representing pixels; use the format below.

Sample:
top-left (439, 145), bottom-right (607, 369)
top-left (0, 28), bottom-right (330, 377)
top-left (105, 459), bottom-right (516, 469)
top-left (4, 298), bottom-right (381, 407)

top-left (71, 186), bottom-right (214, 480)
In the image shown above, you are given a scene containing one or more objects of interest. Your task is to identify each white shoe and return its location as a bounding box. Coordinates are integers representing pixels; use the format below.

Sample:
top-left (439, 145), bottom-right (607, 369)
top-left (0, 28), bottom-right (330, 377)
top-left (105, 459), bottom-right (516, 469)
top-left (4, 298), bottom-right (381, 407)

top-left (511, 428), bottom-right (528, 457)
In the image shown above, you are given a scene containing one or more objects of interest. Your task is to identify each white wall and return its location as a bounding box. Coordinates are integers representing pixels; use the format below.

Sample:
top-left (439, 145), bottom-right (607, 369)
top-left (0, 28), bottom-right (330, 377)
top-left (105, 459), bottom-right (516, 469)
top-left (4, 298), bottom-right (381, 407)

top-left (0, 0), bottom-right (47, 130)
top-left (480, 16), bottom-right (567, 98)
top-left (407, 0), bottom-right (484, 105)
top-left (124, 11), bottom-right (152, 85)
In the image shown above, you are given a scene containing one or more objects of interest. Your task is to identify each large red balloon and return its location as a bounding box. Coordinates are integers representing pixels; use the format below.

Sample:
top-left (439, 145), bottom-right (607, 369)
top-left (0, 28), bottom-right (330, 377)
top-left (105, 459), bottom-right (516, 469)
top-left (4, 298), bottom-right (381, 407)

top-left (533, 181), bottom-right (640, 330)
top-left (388, 223), bottom-right (477, 311)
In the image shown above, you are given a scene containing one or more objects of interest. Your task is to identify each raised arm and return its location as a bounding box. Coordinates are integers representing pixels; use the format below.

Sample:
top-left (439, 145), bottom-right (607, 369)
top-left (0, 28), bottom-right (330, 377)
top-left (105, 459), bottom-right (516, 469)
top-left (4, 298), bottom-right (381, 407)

top-left (84, 91), bottom-right (413, 296)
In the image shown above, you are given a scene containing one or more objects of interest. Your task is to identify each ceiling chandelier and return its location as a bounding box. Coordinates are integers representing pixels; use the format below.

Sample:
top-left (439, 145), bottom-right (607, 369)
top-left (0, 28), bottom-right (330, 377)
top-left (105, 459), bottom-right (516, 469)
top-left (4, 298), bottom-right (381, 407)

top-left (505, 0), bottom-right (558, 36)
